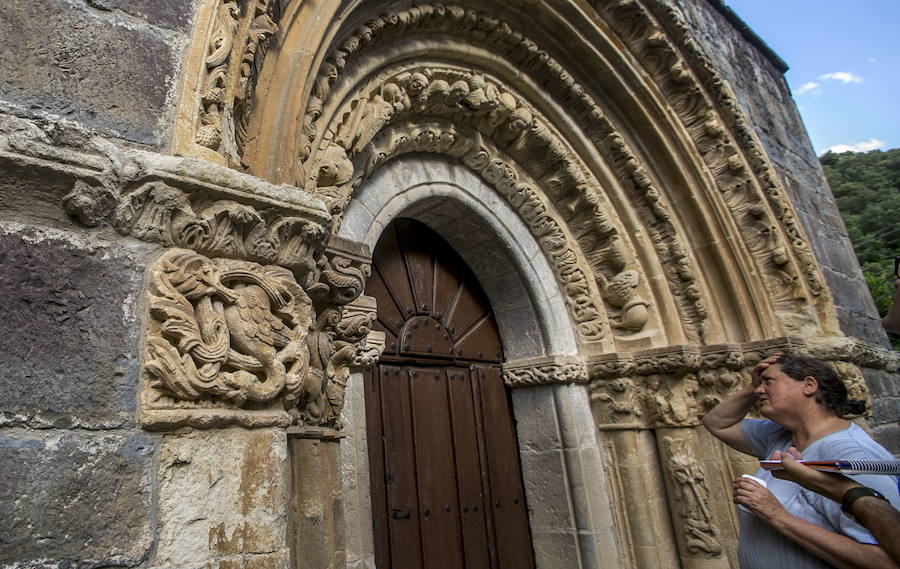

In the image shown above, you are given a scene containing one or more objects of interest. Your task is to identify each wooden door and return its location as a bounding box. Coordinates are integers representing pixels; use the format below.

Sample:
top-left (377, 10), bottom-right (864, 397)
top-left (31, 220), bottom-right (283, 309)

top-left (364, 218), bottom-right (534, 569)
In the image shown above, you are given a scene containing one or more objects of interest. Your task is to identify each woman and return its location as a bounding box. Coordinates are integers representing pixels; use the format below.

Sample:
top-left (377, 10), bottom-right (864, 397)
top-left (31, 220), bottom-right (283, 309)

top-left (702, 354), bottom-right (900, 569)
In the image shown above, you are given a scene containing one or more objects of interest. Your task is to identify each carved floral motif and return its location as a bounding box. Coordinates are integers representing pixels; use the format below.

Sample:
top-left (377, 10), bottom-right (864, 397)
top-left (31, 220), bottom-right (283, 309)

top-left (503, 359), bottom-right (588, 387)
top-left (196, 0), bottom-right (278, 167)
top-left (66, 179), bottom-right (328, 277)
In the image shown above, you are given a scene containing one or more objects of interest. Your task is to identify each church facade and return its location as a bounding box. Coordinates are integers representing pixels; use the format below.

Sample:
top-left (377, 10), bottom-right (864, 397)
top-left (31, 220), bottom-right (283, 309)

top-left (0, 1), bottom-right (896, 568)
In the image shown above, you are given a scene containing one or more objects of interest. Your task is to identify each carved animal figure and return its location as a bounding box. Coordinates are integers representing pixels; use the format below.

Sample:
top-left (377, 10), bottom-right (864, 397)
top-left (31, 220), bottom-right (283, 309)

top-left (222, 281), bottom-right (305, 401)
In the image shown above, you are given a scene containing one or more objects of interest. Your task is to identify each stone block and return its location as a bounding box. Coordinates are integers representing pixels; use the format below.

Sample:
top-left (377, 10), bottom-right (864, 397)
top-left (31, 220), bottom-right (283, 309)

top-left (83, 0), bottom-right (194, 31)
top-left (0, 224), bottom-right (153, 429)
top-left (151, 428), bottom-right (289, 568)
top-left (0, 431), bottom-right (156, 567)
top-left (512, 385), bottom-right (562, 451)
top-left (0, 0), bottom-right (183, 145)
top-left (870, 421), bottom-right (900, 455)
top-left (519, 449), bottom-right (574, 532)
top-left (530, 530), bottom-right (580, 569)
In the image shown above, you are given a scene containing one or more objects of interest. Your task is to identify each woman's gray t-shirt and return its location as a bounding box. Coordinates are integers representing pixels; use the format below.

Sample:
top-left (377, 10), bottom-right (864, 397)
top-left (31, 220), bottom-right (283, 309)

top-left (737, 420), bottom-right (900, 569)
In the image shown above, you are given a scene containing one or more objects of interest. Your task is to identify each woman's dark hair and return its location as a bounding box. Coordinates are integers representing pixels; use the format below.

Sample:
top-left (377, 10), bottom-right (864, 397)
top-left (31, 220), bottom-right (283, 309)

top-left (776, 354), bottom-right (867, 417)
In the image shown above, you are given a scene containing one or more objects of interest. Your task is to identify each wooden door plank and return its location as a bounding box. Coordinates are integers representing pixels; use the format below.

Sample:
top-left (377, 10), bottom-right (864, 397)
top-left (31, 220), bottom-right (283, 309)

top-left (364, 366), bottom-right (391, 568)
top-left (396, 219), bottom-right (436, 315)
top-left (446, 367), bottom-right (491, 569)
top-left (475, 366), bottom-right (536, 569)
top-left (410, 367), bottom-right (465, 569)
top-left (380, 366), bottom-right (425, 569)
top-left (373, 223), bottom-right (417, 320)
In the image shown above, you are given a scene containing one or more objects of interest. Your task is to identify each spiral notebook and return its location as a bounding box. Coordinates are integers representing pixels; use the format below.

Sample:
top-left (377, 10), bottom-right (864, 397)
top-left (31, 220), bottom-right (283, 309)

top-left (759, 459), bottom-right (900, 475)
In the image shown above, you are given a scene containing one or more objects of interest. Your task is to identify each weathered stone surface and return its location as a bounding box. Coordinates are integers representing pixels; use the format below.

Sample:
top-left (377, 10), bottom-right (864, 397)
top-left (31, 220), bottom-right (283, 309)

top-left (83, 0), bottom-right (194, 31)
top-left (150, 428), bottom-right (289, 569)
top-left (0, 431), bottom-right (156, 567)
top-left (0, 223), bottom-right (151, 429)
top-left (0, 0), bottom-right (184, 146)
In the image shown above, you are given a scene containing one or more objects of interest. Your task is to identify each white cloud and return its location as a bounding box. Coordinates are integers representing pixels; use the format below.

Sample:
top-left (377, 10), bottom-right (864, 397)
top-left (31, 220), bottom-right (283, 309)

top-left (794, 81), bottom-right (821, 95)
top-left (868, 57), bottom-right (878, 64)
top-left (818, 71), bottom-right (863, 84)
top-left (821, 138), bottom-right (886, 154)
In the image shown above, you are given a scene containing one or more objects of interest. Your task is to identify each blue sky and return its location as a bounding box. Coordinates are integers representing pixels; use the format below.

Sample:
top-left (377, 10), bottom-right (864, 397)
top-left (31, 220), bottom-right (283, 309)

top-left (724, 1), bottom-right (900, 155)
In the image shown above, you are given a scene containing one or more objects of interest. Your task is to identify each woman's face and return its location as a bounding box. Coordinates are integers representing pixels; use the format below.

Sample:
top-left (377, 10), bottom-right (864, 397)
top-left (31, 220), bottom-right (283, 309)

top-left (754, 364), bottom-right (809, 422)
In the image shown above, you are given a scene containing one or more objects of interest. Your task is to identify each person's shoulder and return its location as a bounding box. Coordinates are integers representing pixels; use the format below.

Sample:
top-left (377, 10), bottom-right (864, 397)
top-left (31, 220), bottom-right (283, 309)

top-left (820, 423), bottom-right (893, 459)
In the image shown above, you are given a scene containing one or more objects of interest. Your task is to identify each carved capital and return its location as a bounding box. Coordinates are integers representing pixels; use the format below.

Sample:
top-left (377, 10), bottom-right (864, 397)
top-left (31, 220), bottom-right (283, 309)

top-left (140, 249), bottom-right (316, 429)
top-left (298, 238), bottom-right (379, 428)
top-left (502, 356), bottom-right (588, 387)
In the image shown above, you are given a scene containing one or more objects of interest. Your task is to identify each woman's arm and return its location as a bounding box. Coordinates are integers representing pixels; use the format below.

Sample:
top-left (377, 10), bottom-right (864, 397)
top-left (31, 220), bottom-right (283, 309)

top-left (734, 477), bottom-right (900, 569)
top-left (701, 356), bottom-right (776, 454)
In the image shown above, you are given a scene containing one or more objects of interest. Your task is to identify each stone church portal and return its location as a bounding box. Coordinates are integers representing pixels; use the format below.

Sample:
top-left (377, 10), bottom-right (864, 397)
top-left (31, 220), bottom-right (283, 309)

top-left (0, 1), bottom-right (896, 569)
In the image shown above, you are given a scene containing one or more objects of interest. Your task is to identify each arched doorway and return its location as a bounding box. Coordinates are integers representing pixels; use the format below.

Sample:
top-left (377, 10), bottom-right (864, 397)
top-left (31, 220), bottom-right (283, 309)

top-left (363, 218), bottom-right (535, 569)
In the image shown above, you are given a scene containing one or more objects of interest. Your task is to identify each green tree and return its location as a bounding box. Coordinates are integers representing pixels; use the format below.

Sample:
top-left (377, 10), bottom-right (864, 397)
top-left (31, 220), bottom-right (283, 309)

top-left (820, 148), bottom-right (900, 346)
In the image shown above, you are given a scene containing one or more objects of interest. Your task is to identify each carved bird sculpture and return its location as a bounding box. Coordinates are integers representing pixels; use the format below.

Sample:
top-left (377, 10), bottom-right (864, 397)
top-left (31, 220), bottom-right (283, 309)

top-left (222, 281), bottom-right (301, 401)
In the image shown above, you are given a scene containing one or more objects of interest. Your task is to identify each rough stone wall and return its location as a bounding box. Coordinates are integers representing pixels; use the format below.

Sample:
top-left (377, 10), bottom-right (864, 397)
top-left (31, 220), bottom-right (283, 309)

top-left (0, 0), bottom-right (193, 148)
top-left (0, 1), bottom-right (190, 566)
top-left (672, 0), bottom-right (899, 451)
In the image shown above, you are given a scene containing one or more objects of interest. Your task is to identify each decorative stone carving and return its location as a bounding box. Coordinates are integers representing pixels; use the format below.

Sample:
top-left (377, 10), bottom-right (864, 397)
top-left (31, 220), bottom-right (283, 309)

top-left (67, 179), bottom-right (327, 277)
top-left (363, 121), bottom-right (612, 343)
top-left (643, 374), bottom-right (701, 427)
top-left (195, 0), bottom-right (278, 167)
top-left (139, 243), bottom-right (380, 430)
top-left (596, 0), bottom-right (829, 334)
top-left (662, 436), bottom-right (723, 556)
top-left (588, 337), bottom-right (883, 429)
top-left (294, 10), bottom-right (703, 341)
top-left (502, 357), bottom-right (588, 387)
top-left (590, 377), bottom-right (644, 426)
top-left (144, 249), bottom-right (313, 407)
top-left (300, 243), bottom-right (383, 428)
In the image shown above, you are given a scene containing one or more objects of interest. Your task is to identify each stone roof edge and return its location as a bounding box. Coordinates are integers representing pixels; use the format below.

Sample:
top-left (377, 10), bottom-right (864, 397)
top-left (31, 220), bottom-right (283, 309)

top-left (703, 0), bottom-right (790, 73)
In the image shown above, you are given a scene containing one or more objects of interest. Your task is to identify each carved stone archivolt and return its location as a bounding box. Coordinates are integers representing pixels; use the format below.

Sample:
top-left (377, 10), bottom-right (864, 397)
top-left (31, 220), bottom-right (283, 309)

top-left (593, 0), bottom-right (830, 334)
top-left (305, 59), bottom-right (672, 345)
top-left (175, 0), bottom-right (280, 167)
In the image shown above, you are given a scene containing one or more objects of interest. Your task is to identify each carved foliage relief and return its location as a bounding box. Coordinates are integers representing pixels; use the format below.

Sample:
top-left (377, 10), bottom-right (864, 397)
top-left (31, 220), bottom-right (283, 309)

top-left (195, 0), bottom-right (279, 167)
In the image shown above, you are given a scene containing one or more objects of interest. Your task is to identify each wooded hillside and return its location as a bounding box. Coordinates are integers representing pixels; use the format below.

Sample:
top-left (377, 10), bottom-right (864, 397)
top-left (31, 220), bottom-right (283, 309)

top-left (820, 148), bottom-right (900, 331)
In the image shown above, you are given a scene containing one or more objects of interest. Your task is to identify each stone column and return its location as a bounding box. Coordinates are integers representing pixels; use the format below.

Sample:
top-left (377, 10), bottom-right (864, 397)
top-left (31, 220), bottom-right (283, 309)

top-left (656, 427), bottom-right (730, 569)
top-left (289, 429), bottom-right (347, 569)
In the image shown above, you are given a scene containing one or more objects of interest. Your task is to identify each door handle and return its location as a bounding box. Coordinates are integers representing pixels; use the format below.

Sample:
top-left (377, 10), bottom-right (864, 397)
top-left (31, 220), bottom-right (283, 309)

top-left (391, 508), bottom-right (412, 520)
